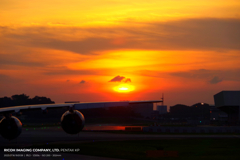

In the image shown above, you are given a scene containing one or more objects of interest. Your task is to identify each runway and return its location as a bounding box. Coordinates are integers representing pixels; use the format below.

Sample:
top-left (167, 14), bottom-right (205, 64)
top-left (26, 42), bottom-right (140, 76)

top-left (1, 126), bottom-right (239, 147)
top-left (1, 126), bottom-right (239, 160)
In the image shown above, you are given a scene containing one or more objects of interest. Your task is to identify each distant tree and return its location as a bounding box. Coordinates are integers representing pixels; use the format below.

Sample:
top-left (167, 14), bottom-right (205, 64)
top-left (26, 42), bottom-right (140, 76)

top-left (0, 94), bottom-right (55, 107)
top-left (0, 96), bottom-right (13, 108)
top-left (31, 96), bottom-right (54, 104)
top-left (11, 94), bottom-right (30, 106)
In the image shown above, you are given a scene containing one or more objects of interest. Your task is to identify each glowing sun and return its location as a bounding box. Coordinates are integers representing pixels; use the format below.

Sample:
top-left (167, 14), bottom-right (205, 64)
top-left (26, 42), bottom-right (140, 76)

top-left (113, 84), bottom-right (135, 93)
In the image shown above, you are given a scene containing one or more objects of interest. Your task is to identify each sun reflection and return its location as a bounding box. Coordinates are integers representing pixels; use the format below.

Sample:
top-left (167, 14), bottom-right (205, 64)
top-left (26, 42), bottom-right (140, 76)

top-left (113, 84), bottom-right (135, 93)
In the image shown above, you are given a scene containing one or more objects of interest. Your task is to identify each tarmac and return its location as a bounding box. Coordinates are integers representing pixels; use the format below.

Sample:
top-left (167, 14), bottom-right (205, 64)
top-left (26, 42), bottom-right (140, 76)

top-left (0, 126), bottom-right (239, 160)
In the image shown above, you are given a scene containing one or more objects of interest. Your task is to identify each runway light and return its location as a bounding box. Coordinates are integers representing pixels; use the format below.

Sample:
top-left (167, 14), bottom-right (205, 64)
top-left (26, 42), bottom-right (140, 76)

top-left (26, 129), bottom-right (28, 131)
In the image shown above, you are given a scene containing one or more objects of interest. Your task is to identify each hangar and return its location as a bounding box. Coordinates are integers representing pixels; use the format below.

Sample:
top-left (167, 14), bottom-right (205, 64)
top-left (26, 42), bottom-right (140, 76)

top-left (214, 91), bottom-right (240, 125)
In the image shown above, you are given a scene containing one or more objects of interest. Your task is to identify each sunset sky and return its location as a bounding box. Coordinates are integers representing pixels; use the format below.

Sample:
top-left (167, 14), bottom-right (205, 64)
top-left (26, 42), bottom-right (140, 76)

top-left (1, 0), bottom-right (240, 107)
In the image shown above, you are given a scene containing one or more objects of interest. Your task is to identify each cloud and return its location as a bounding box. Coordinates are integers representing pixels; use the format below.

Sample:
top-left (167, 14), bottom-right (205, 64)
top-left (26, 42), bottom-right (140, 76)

top-left (32, 37), bottom-right (124, 55)
top-left (170, 69), bottom-right (212, 78)
top-left (1, 18), bottom-right (240, 55)
top-left (170, 69), bottom-right (240, 82)
top-left (135, 70), bottom-right (165, 78)
top-left (108, 75), bottom-right (132, 83)
top-left (80, 80), bottom-right (86, 84)
top-left (66, 80), bottom-right (70, 82)
top-left (44, 68), bottom-right (102, 76)
top-left (0, 50), bottom-right (48, 68)
top-left (124, 78), bottom-right (131, 83)
top-left (148, 18), bottom-right (240, 50)
top-left (209, 76), bottom-right (222, 84)
top-left (109, 75), bottom-right (125, 82)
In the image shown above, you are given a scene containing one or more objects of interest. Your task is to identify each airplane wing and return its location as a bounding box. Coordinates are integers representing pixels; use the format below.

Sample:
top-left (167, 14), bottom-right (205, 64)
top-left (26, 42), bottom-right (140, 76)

top-left (0, 100), bottom-right (163, 114)
top-left (0, 99), bottom-right (162, 140)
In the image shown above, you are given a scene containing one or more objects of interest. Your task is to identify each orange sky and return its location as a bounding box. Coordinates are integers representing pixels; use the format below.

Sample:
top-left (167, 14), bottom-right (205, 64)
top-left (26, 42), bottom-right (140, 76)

top-left (0, 0), bottom-right (240, 106)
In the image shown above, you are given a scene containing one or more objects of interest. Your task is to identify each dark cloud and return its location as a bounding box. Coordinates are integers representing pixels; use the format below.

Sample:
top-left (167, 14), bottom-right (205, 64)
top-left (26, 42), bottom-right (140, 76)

top-left (209, 76), bottom-right (222, 84)
top-left (135, 70), bottom-right (164, 78)
top-left (40, 18), bottom-right (238, 51)
top-left (80, 80), bottom-right (86, 84)
top-left (66, 80), bottom-right (70, 82)
top-left (109, 75), bottom-right (125, 82)
top-left (171, 69), bottom-right (212, 78)
top-left (170, 69), bottom-right (240, 82)
top-left (124, 78), bottom-right (131, 83)
top-left (109, 75), bottom-right (132, 83)
top-left (1, 18), bottom-right (240, 55)
top-left (32, 38), bottom-right (126, 55)
top-left (145, 18), bottom-right (240, 50)
top-left (44, 68), bottom-right (103, 76)
top-left (0, 51), bottom-right (48, 68)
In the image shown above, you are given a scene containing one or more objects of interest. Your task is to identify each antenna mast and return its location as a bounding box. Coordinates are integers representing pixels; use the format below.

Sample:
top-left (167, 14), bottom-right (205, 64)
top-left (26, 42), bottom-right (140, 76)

top-left (162, 93), bottom-right (164, 105)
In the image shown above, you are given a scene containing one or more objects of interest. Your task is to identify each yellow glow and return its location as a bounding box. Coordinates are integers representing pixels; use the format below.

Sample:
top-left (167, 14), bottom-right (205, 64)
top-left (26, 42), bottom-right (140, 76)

top-left (119, 87), bottom-right (128, 91)
top-left (113, 84), bottom-right (135, 93)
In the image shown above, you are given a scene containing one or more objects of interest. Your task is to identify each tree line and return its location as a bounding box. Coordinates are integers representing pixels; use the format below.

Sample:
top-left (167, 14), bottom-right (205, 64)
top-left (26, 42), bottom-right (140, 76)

top-left (0, 94), bottom-right (55, 108)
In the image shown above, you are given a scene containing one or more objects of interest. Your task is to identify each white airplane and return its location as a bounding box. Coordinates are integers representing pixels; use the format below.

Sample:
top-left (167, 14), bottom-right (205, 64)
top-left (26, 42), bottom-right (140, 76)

top-left (0, 100), bottom-right (162, 140)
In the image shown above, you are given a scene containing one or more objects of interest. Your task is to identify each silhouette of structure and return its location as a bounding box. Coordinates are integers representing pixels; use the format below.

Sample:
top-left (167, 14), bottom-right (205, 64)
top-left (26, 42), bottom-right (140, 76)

top-left (214, 91), bottom-right (240, 125)
top-left (155, 105), bottom-right (167, 115)
top-left (168, 103), bottom-right (211, 125)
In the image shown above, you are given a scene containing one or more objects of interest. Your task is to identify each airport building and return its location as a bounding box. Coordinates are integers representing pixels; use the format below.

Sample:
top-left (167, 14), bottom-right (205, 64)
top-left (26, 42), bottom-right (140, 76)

top-left (210, 106), bottom-right (228, 125)
top-left (168, 103), bottom-right (211, 125)
top-left (129, 103), bottom-right (154, 118)
top-left (155, 105), bottom-right (167, 115)
top-left (214, 91), bottom-right (240, 125)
